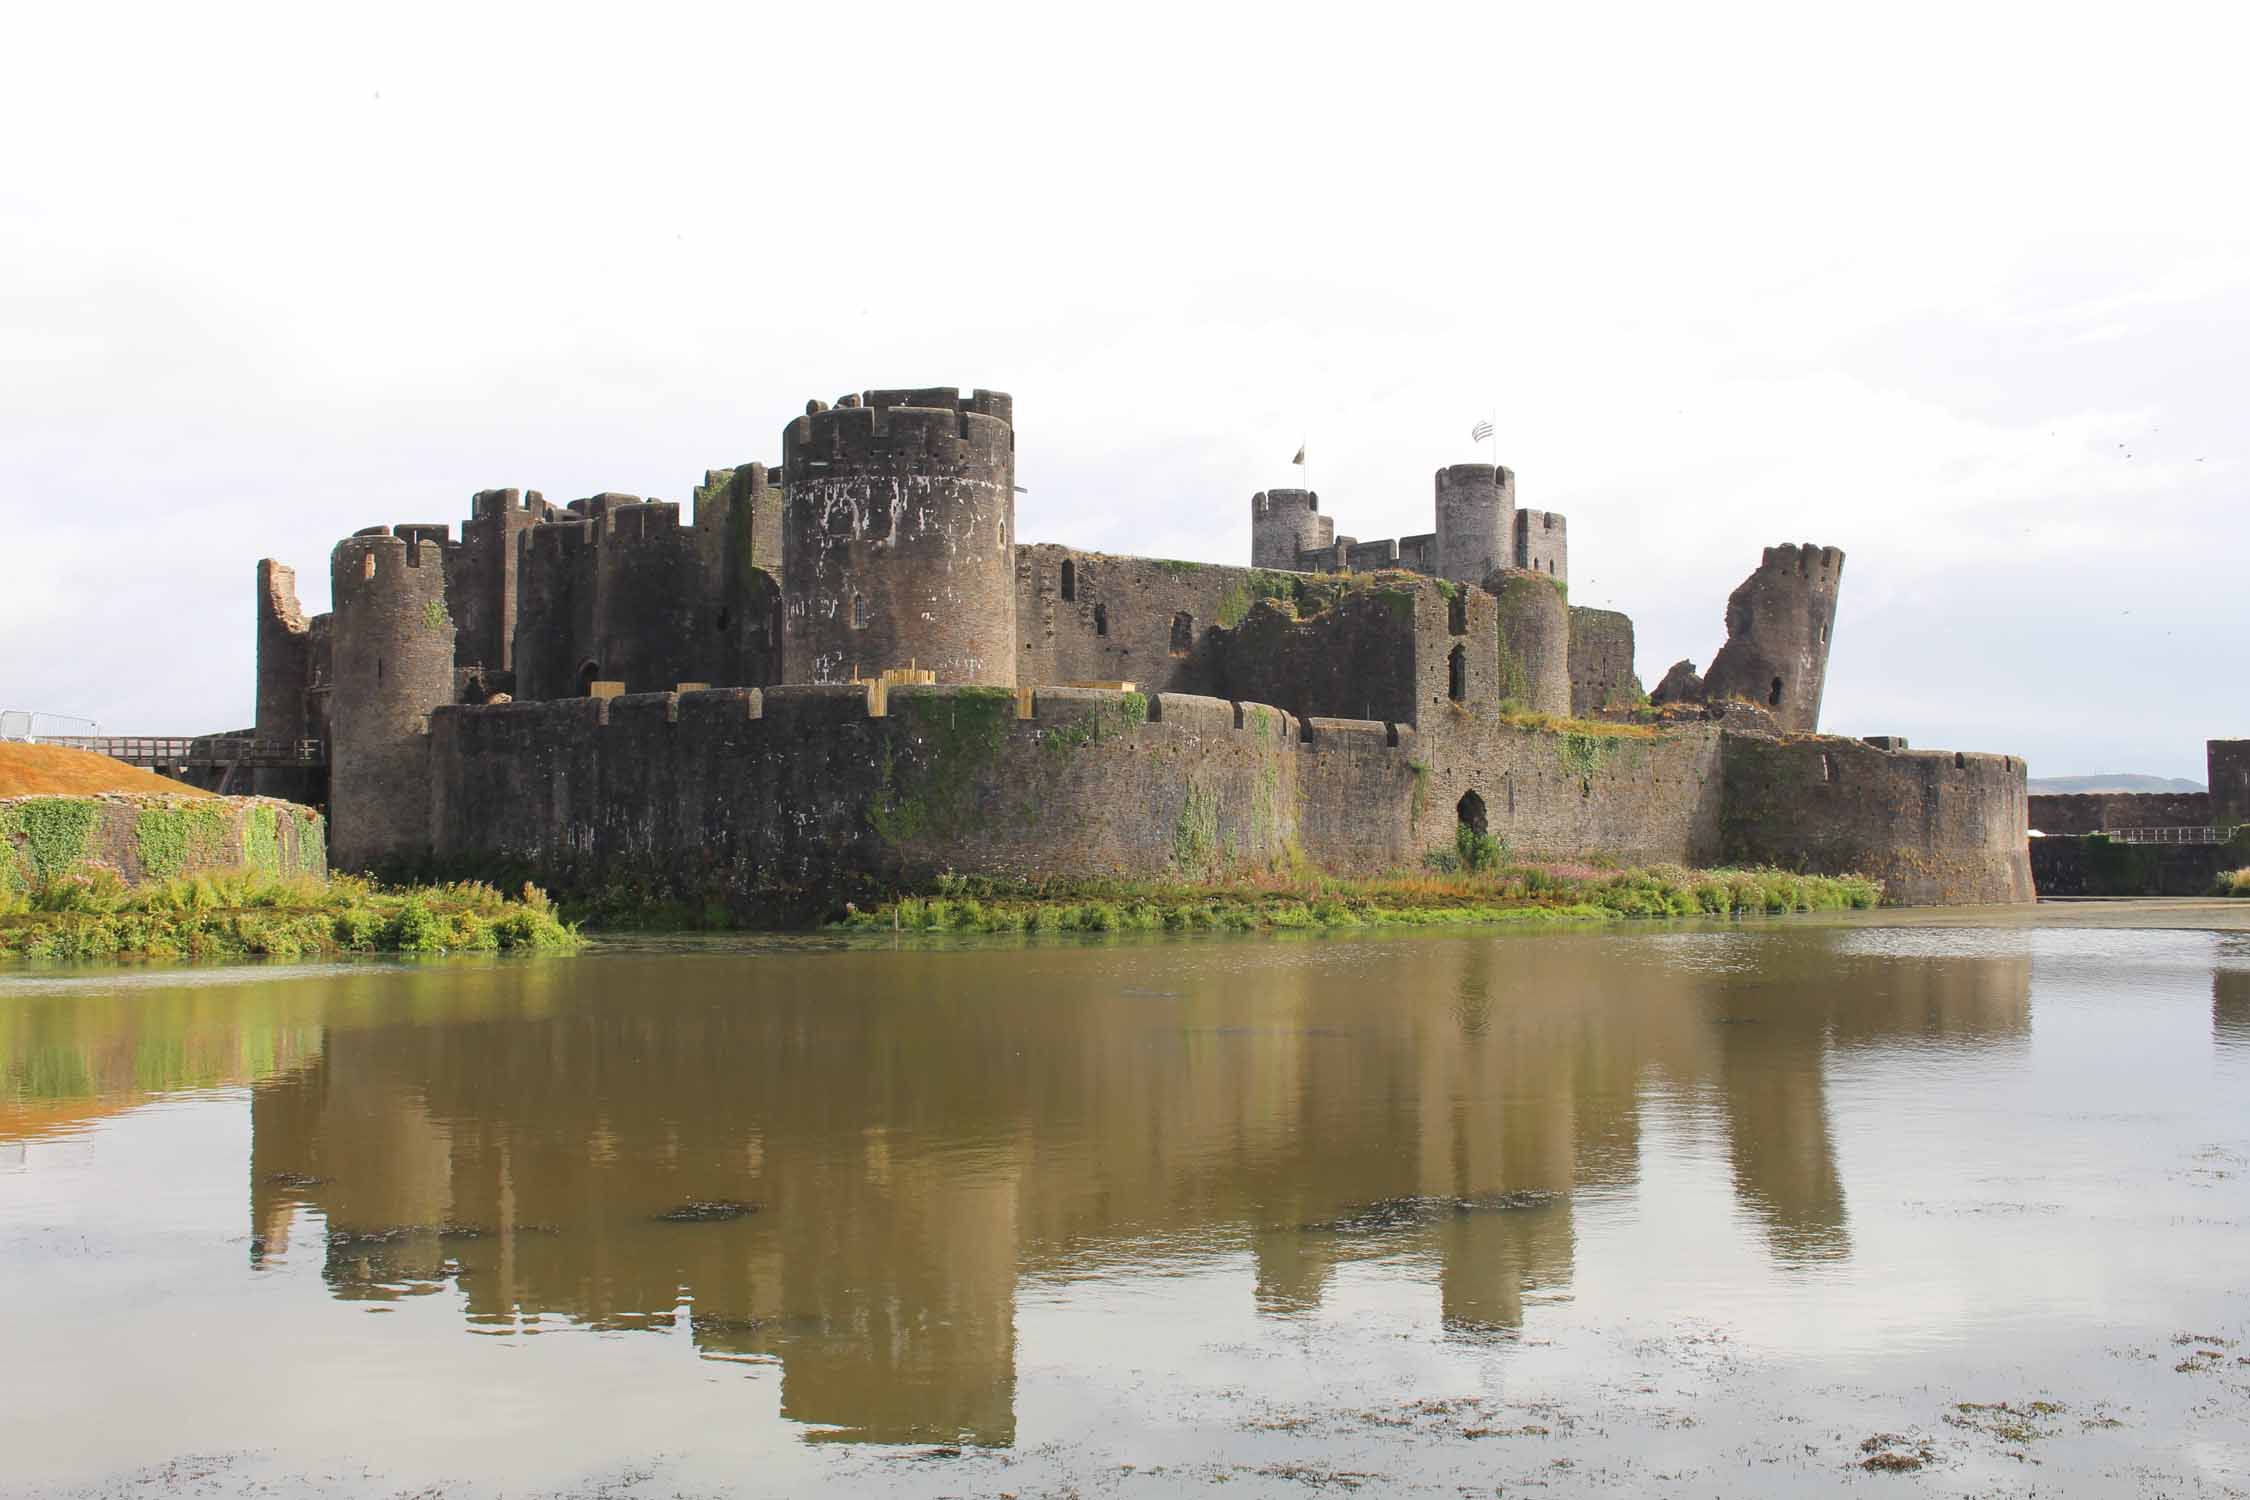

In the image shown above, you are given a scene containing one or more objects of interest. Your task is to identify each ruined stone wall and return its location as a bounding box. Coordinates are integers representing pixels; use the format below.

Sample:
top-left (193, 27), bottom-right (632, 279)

top-left (328, 530), bottom-right (453, 871)
top-left (1515, 510), bottom-right (1567, 581)
top-left (253, 560), bottom-right (319, 802)
top-left (2027, 791), bottom-right (2212, 836)
top-left (1566, 606), bottom-right (1640, 717)
top-left (1701, 544), bottom-right (1842, 733)
top-left (782, 390), bottom-right (1016, 686)
top-left (2210, 740), bottom-right (2250, 828)
top-left (1012, 546), bottom-right (1278, 694)
top-left (413, 682), bottom-right (2025, 908)
top-left (1219, 585), bottom-right (1430, 727)
top-left (1411, 719), bottom-right (1727, 869)
top-left (1720, 736), bottom-right (2032, 905)
top-left (0, 793), bottom-right (326, 892)
top-left (455, 488), bottom-right (558, 677)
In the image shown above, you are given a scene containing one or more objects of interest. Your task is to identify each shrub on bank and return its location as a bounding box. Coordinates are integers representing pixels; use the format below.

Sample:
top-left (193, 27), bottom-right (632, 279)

top-left (2214, 868), bottom-right (2250, 897)
top-left (0, 869), bottom-right (579, 961)
top-left (834, 862), bottom-right (1881, 935)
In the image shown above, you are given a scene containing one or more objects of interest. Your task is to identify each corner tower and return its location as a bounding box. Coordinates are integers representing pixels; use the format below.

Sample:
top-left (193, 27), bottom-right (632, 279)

top-left (782, 388), bottom-right (1016, 686)
top-left (1700, 543), bottom-right (1844, 733)
top-left (1251, 489), bottom-right (1332, 570)
top-left (1434, 464), bottom-right (1515, 584)
top-left (329, 529), bottom-right (455, 870)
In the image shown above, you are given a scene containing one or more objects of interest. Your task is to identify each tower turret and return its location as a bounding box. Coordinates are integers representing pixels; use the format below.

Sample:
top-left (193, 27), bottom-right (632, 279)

top-left (1485, 568), bottom-right (1571, 716)
top-left (329, 529), bottom-right (454, 870)
top-left (1251, 488), bottom-right (1332, 570)
top-left (1434, 464), bottom-right (1515, 584)
top-left (1699, 543), bottom-right (1844, 732)
top-left (782, 388), bottom-right (1016, 686)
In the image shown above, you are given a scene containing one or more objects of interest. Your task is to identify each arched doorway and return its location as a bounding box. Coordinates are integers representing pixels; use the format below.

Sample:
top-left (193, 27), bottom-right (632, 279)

top-left (577, 661), bottom-right (602, 697)
top-left (1457, 790), bottom-right (1487, 837)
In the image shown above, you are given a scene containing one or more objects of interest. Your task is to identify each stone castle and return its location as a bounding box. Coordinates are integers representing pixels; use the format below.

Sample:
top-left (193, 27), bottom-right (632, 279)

top-left (248, 386), bottom-right (2032, 909)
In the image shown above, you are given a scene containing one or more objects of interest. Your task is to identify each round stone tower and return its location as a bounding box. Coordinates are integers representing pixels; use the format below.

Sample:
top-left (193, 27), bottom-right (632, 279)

top-left (329, 528), bottom-right (455, 872)
top-left (1251, 488), bottom-right (1332, 571)
top-left (1484, 567), bottom-right (1571, 716)
top-left (782, 388), bottom-right (1016, 686)
top-left (1700, 543), bottom-right (1845, 733)
top-left (1434, 464), bottom-right (1515, 584)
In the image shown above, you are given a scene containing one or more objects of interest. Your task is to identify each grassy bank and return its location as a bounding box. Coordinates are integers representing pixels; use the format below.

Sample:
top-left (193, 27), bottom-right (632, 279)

top-left (832, 863), bottom-right (1882, 935)
top-left (0, 870), bottom-right (581, 961)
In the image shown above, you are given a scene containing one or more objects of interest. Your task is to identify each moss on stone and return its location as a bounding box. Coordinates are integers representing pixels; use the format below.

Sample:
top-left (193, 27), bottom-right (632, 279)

top-left (6, 799), bottom-right (100, 885)
top-left (1172, 783), bottom-right (1221, 874)
top-left (1216, 570), bottom-right (1301, 628)
top-left (868, 688), bottom-right (1018, 845)
top-left (133, 802), bottom-right (235, 882)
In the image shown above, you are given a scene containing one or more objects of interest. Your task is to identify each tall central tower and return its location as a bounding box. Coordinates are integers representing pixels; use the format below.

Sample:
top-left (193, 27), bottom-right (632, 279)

top-left (781, 389), bottom-right (1016, 686)
top-left (1434, 464), bottom-right (1514, 584)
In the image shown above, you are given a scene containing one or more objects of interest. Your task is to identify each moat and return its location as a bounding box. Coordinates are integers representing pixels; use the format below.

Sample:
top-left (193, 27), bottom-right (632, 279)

top-left (4, 910), bottom-right (2248, 1497)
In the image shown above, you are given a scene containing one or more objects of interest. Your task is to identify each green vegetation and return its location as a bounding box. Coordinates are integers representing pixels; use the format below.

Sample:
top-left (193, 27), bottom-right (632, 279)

top-left (0, 798), bottom-right (99, 894)
top-left (867, 687), bottom-right (1017, 844)
top-left (832, 862), bottom-right (1881, 935)
top-left (1150, 558), bottom-right (1204, 578)
top-left (1036, 690), bottom-right (1147, 758)
top-left (0, 871), bottom-right (579, 962)
top-left (1215, 569), bottom-right (1301, 628)
top-left (132, 801), bottom-right (236, 881)
top-left (422, 597), bottom-right (450, 633)
top-left (1173, 784), bottom-right (1221, 874)
top-left (2213, 868), bottom-right (2250, 897)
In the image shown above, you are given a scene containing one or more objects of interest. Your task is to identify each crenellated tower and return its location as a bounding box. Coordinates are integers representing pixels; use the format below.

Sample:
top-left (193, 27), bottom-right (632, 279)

top-left (1699, 543), bottom-right (1844, 732)
top-left (328, 529), bottom-right (455, 870)
top-left (782, 388), bottom-right (1017, 686)
top-left (1434, 464), bottom-right (1515, 584)
top-left (1250, 488), bottom-right (1333, 571)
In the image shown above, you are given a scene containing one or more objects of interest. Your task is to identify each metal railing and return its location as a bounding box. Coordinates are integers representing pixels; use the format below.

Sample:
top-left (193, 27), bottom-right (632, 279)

top-left (2098, 825), bottom-right (2222, 845)
top-left (35, 735), bottom-right (326, 768)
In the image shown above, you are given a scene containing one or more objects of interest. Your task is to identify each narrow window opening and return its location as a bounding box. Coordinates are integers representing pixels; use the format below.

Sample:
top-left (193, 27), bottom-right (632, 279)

top-left (1821, 753), bottom-right (1833, 783)
top-left (1060, 560), bottom-right (1076, 602)
top-left (1818, 620), bottom-right (1827, 644)
top-left (1448, 592), bottom-right (1467, 635)
top-left (377, 657), bottom-right (384, 684)
top-left (851, 595), bottom-right (868, 630)
top-left (1094, 602), bottom-right (1108, 637)
top-left (1170, 611), bottom-right (1193, 656)
top-left (715, 607), bottom-right (730, 633)
top-left (361, 554), bottom-right (376, 581)
top-left (1448, 644), bottom-right (1467, 701)
top-left (1768, 676), bottom-right (1784, 706)
top-left (1955, 752), bottom-right (1967, 770)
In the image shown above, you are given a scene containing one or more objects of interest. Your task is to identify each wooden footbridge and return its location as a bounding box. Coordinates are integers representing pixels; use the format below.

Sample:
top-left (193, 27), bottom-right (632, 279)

top-left (33, 736), bottom-right (326, 795)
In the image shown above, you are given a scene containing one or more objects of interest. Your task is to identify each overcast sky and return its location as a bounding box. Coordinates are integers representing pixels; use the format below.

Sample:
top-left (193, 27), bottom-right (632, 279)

top-left (4, 2), bottom-right (2242, 779)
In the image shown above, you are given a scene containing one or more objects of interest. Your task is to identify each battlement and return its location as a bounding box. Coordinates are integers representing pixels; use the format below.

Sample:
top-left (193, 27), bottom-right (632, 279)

top-left (783, 399), bottom-right (1014, 477)
top-left (1254, 488), bottom-right (1320, 515)
top-left (522, 517), bottom-right (597, 563)
top-left (1759, 542), bottom-right (1846, 582)
top-left (608, 502), bottom-right (684, 543)
top-left (470, 487), bottom-right (551, 521)
top-left (333, 529), bottom-right (448, 574)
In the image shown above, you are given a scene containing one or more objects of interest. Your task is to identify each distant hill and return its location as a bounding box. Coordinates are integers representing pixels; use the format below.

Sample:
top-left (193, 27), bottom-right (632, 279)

top-left (2026, 773), bottom-right (2206, 795)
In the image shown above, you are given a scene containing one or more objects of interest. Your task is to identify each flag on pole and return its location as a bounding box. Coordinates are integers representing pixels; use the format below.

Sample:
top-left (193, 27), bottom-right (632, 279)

top-left (1291, 443), bottom-right (1306, 466)
top-left (1470, 420), bottom-right (1494, 443)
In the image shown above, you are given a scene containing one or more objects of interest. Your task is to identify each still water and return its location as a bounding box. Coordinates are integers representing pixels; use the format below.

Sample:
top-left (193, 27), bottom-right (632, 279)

top-left (3, 912), bottom-right (2248, 1496)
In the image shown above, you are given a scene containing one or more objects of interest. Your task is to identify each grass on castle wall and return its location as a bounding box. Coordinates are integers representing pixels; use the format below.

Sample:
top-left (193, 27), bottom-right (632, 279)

top-left (0, 870), bottom-right (581, 962)
top-left (832, 862), bottom-right (1881, 935)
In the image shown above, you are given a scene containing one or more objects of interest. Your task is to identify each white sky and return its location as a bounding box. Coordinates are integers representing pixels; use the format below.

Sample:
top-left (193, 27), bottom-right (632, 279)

top-left (3, 1), bottom-right (2243, 780)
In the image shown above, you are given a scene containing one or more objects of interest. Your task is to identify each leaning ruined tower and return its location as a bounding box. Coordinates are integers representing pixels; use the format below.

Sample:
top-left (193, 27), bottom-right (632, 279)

top-left (1434, 464), bottom-right (1515, 584)
top-left (781, 389), bottom-right (1017, 686)
top-left (328, 529), bottom-right (455, 870)
top-left (1699, 543), bottom-right (1844, 733)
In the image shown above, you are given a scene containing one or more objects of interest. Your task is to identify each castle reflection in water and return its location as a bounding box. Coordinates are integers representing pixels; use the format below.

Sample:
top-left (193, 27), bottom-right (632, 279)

top-left (215, 933), bottom-right (2034, 1446)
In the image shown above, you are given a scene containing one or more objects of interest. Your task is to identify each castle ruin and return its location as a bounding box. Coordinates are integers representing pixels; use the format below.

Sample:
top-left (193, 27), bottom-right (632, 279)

top-left (250, 386), bottom-right (2031, 910)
